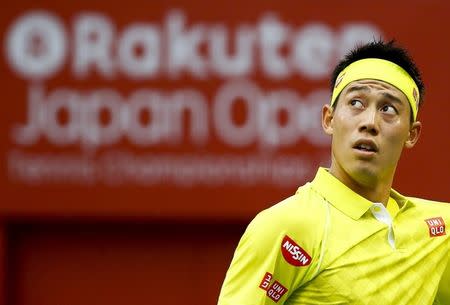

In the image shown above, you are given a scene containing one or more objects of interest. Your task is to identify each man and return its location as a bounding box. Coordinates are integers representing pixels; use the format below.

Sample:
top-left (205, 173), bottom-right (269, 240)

top-left (217, 40), bottom-right (450, 305)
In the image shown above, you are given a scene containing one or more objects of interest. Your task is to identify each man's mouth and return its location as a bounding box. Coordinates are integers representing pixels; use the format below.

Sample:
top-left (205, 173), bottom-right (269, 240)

top-left (355, 144), bottom-right (376, 152)
top-left (353, 140), bottom-right (378, 153)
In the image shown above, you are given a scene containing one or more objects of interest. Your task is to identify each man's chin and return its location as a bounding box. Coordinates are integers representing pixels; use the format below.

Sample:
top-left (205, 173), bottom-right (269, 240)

top-left (349, 165), bottom-right (381, 187)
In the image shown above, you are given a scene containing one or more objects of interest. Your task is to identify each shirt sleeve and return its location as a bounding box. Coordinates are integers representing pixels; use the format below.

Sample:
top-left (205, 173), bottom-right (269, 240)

top-left (217, 206), bottom-right (323, 305)
top-left (434, 248), bottom-right (450, 305)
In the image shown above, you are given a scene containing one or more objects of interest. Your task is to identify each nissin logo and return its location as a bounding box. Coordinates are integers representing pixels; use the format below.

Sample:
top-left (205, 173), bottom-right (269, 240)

top-left (281, 235), bottom-right (311, 267)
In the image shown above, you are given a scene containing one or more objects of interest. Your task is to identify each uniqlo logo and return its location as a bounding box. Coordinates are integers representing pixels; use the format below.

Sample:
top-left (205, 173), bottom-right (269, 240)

top-left (425, 217), bottom-right (446, 237)
top-left (259, 272), bottom-right (272, 291)
top-left (258, 272), bottom-right (288, 303)
top-left (267, 281), bottom-right (288, 302)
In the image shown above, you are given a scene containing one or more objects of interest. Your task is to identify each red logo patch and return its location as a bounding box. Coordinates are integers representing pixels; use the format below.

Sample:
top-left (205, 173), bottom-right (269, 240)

top-left (425, 217), bottom-right (446, 237)
top-left (259, 272), bottom-right (272, 291)
top-left (281, 235), bottom-right (311, 267)
top-left (267, 281), bottom-right (288, 303)
top-left (258, 272), bottom-right (288, 303)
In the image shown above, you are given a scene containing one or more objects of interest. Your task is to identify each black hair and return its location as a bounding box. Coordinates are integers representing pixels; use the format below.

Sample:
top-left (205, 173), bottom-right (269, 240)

top-left (330, 39), bottom-right (425, 108)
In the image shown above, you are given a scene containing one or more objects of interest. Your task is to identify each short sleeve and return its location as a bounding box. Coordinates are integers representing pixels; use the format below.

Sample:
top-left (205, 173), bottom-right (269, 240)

top-left (217, 204), bottom-right (324, 305)
top-left (434, 247), bottom-right (450, 305)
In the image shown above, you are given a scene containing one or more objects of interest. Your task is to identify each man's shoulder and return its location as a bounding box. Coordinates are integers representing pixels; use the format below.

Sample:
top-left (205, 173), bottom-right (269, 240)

top-left (262, 182), bottom-right (322, 212)
top-left (407, 196), bottom-right (450, 216)
top-left (407, 196), bottom-right (450, 207)
top-left (249, 182), bottom-right (326, 236)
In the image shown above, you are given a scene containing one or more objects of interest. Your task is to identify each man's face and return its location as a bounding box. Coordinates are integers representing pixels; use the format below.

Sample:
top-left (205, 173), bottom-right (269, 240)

top-left (322, 79), bottom-right (421, 187)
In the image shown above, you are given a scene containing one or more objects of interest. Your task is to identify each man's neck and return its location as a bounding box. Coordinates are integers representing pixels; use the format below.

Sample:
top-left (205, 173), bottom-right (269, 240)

top-left (328, 164), bottom-right (394, 206)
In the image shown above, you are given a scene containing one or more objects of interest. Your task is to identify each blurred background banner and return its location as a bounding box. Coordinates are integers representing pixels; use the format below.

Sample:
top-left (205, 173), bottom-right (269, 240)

top-left (1, 2), bottom-right (449, 220)
top-left (0, 1), bottom-right (449, 304)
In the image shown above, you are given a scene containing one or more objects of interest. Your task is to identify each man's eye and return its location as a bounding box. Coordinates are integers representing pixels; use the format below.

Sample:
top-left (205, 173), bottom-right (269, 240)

top-left (381, 105), bottom-right (397, 114)
top-left (350, 100), bottom-right (363, 108)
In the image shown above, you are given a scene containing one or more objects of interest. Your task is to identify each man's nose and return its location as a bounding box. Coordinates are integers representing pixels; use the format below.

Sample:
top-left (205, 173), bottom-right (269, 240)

top-left (359, 107), bottom-right (379, 135)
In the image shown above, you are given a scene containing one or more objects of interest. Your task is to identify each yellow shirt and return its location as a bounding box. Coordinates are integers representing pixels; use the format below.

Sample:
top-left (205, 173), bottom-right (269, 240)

top-left (218, 168), bottom-right (450, 305)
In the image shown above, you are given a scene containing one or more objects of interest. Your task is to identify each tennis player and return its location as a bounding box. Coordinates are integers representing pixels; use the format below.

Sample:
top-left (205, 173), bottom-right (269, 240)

top-left (217, 40), bottom-right (450, 305)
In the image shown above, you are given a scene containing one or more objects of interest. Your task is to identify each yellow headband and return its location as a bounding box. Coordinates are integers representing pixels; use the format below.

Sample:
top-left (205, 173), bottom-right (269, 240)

top-left (331, 58), bottom-right (420, 120)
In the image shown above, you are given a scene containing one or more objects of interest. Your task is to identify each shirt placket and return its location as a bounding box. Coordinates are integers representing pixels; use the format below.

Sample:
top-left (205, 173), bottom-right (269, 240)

top-left (370, 203), bottom-right (396, 250)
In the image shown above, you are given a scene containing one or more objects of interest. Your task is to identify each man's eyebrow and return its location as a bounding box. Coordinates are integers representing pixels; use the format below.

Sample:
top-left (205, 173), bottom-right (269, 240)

top-left (381, 92), bottom-right (402, 104)
top-left (346, 85), bottom-right (371, 93)
top-left (346, 85), bottom-right (403, 104)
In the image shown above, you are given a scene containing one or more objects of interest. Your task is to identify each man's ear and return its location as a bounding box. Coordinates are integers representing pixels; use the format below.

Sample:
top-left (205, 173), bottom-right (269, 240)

top-left (405, 120), bottom-right (422, 149)
top-left (322, 104), bottom-right (334, 136)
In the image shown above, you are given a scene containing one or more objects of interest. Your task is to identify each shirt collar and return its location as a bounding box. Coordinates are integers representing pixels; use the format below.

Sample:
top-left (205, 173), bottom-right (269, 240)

top-left (390, 188), bottom-right (413, 210)
top-left (308, 167), bottom-right (413, 220)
